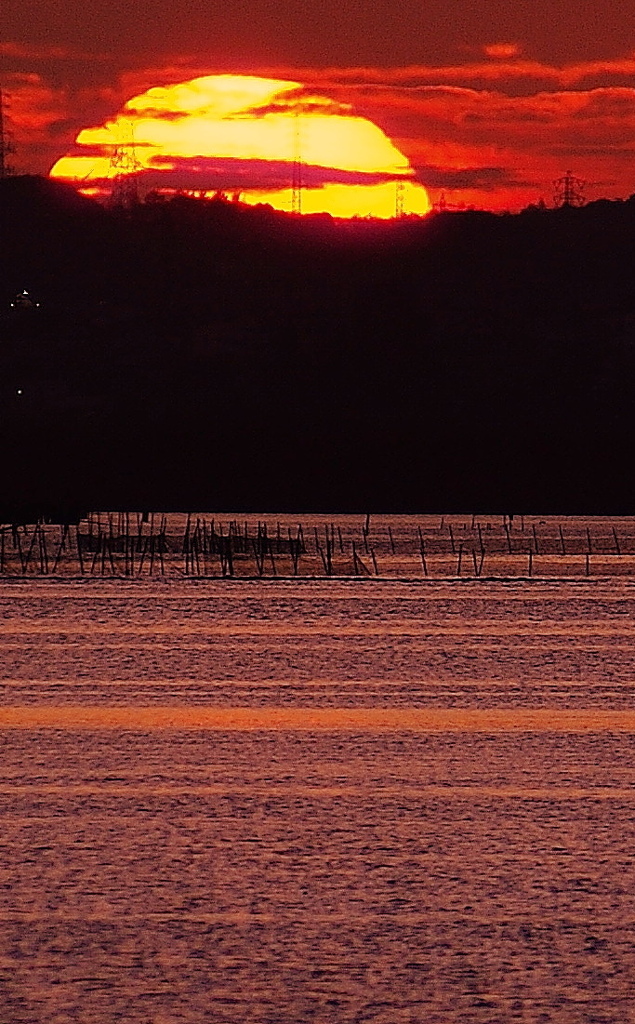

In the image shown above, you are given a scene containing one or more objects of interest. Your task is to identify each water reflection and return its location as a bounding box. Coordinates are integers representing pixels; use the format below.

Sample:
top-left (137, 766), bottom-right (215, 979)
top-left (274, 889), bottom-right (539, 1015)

top-left (1, 574), bottom-right (634, 1022)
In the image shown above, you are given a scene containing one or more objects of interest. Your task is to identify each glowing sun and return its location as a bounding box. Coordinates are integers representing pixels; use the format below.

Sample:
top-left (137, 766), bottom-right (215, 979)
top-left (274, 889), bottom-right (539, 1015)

top-left (50, 75), bottom-right (430, 218)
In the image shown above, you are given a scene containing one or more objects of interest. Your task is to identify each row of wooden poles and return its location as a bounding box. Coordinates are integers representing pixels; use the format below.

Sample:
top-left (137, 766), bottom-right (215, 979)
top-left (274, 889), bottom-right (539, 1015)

top-left (0, 517), bottom-right (169, 577)
top-left (0, 516), bottom-right (375, 577)
top-left (178, 518), bottom-right (380, 577)
top-left (418, 523), bottom-right (624, 570)
top-left (0, 514), bottom-right (631, 577)
top-left (182, 518), bottom-right (306, 577)
top-left (443, 521), bottom-right (625, 556)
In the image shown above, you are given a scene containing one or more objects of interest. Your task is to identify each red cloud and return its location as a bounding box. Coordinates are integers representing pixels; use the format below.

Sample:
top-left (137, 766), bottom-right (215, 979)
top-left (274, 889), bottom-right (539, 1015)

top-left (4, 49), bottom-right (635, 210)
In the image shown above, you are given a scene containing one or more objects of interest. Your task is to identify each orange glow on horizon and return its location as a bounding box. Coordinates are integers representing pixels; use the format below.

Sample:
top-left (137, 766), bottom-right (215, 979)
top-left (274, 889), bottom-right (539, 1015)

top-left (49, 74), bottom-right (430, 218)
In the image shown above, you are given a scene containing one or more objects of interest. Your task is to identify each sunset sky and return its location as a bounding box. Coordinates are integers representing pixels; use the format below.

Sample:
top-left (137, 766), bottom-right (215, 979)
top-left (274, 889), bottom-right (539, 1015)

top-left (2, 0), bottom-right (635, 212)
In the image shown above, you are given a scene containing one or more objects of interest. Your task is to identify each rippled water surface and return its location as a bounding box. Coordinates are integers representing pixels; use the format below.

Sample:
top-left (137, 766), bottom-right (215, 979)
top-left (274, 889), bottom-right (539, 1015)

top-left (2, 568), bottom-right (635, 1023)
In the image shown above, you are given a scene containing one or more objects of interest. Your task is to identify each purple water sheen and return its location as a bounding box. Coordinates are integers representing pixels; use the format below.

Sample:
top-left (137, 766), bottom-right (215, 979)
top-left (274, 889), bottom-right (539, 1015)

top-left (1, 573), bottom-right (634, 1023)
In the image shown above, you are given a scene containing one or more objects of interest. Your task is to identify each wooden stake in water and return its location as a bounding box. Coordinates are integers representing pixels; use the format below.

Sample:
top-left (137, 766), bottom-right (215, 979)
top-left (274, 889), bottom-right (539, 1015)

top-left (418, 527), bottom-right (428, 578)
top-left (24, 526), bottom-right (39, 574)
top-left (324, 525), bottom-right (333, 575)
top-left (158, 519), bottom-right (166, 575)
top-left (316, 541), bottom-right (329, 575)
top-left (39, 526), bottom-right (49, 575)
top-left (352, 541), bottom-right (370, 576)
top-left (370, 547), bottom-right (378, 575)
top-left (15, 530), bottom-right (25, 574)
top-left (107, 535), bottom-right (116, 576)
top-left (138, 535), bottom-right (149, 575)
top-left (90, 534), bottom-right (100, 575)
top-left (183, 528), bottom-right (190, 575)
top-left (253, 536), bottom-right (264, 578)
top-left (288, 527), bottom-right (299, 576)
top-left (76, 527), bottom-right (84, 575)
top-left (52, 525), bottom-right (69, 574)
top-left (362, 524), bottom-right (369, 554)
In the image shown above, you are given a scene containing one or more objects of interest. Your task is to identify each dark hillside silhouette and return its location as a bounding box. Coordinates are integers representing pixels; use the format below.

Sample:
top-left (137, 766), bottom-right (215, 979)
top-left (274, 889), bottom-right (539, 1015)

top-left (2, 175), bottom-right (635, 516)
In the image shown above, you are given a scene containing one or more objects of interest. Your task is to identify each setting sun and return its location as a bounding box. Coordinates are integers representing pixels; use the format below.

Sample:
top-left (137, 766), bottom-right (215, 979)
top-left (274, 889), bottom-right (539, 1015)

top-left (49, 74), bottom-right (430, 218)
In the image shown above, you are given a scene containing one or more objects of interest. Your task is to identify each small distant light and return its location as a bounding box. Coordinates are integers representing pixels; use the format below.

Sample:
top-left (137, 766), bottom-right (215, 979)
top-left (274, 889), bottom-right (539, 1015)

top-left (16, 389), bottom-right (23, 395)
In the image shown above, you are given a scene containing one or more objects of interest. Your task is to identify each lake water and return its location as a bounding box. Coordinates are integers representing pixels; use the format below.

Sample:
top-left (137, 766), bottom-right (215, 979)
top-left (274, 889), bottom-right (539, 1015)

top-left (2, 562), bottom-right (635, 1023)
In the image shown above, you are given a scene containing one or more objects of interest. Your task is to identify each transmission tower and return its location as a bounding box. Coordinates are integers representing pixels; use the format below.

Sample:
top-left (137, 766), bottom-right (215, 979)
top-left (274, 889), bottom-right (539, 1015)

top-left (291, 113), bottom-right (302, 214)
top-left (554, 170), bottom-right (585, 208)
top-left (395, 180), bottom-right (406, 218)
top-left (0, 87), bottom-right (16, 178)
top-left (109, 123), bottom-right (141, 207)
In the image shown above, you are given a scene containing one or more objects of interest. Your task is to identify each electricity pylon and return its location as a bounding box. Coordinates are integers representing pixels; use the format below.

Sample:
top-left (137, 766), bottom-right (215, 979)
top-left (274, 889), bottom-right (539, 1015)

top-left (109, 123), bottom-right (141, 207)
top-left (554, 170), bottom-right (585, 207)
top-left (0, 87), bottom-right (15, 178)
top-left (291, 113), bottom-right (302, 214)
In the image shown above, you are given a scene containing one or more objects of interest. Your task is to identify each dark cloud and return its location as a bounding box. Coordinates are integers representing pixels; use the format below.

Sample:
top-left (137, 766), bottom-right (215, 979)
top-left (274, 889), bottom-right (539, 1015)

top-left (241, 88), bottom-right (351, 119)
top-left (125, 107), bottom-right (189, 121)
top-left (63, 142), bottom-right (113, 158)
top-left (414, 165), bottom-right (520, 190)
top-left (144, 154), bottom-right (410, 191)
